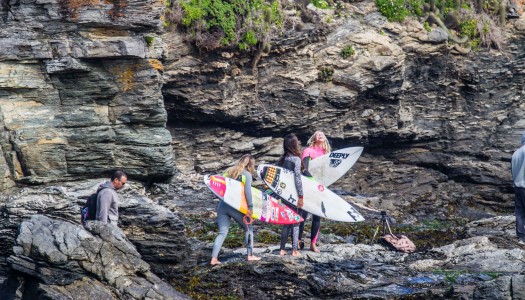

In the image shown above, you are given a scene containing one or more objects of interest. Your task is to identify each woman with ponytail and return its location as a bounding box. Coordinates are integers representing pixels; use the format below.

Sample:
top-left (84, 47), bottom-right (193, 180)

top-left (211, 154), bottom-right (261, 265)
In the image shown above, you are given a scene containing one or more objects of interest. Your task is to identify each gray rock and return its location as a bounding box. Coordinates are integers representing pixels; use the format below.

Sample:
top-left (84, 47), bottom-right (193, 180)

top-left (5, 215), bottom-right (189, 299)
top-left (473, 276), bottom-right (512, 299)
top-left (0, 179), bottom-right (188, 281)
top-left (44, 58), bottom-right (91, 74)
top-left (428, 27), bottom-right (449, 43)
top-left (511, 275), bottom-right (525, 300)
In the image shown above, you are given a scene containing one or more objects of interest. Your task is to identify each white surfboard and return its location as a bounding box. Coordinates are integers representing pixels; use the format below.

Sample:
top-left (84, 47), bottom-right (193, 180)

top-left (257, 164), bottom-right (365, 222)
top-left (308, 147), bottom-right (363, 187)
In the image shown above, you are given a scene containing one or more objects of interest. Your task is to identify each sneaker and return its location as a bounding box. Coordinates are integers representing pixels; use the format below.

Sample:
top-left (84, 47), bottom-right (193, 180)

top-left (518, 240), bottom-right (525, 246)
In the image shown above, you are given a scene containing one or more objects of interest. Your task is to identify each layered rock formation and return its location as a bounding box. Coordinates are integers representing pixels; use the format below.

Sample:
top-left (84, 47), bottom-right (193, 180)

top-left (2, 0), bottom-right (525, 298)
top-left (0, 214), bottom-right (188, 299)
top-left (163, 3), bottom-right (525, 220)
top-left (0, 0), bottom-right (522, 221)
top-left (0, 0), bottom-right (174, 186)
top-left (0, 179), bottom-right (188, 280)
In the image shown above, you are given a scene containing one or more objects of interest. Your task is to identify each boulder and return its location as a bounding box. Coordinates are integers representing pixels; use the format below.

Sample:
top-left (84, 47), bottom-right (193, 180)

top-left (1, 215), bottom-right (189, 300)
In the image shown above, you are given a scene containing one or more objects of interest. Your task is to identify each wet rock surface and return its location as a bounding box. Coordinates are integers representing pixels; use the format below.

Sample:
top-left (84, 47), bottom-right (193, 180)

top-left (140, 172), bottom-right (521, 299)
top-left (167, 214), bottom-right (525, 299)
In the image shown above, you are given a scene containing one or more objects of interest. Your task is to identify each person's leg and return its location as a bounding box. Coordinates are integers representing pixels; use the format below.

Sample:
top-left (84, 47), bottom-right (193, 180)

top-left (211, 202), bottom-right (231, 265)
top-left (244, 223), bottom-right (260, 261)
top-left (230, 207), bottom-right (260, 261)
top-left (280, 225), bottom-right (291, 255)
top-left (291, 223), bottom-right (300, 256)
top-left (310, 214), bottom-right (321, 252)
top-left (515, 187), bottom-right (525, 240)
top-left (298, 210), bottom-right (308, 250)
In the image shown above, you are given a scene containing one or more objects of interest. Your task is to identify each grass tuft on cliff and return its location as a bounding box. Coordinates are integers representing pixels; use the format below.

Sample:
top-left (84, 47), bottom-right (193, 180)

top-left (375, 0), bottom-right (505, 51)
top-left (164, 0), bottom-right (284, 52)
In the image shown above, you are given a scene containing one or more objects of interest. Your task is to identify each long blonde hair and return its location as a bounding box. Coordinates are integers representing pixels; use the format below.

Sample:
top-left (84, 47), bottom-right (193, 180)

top-left (307, 131), bottom-right (331, 152)
top-left (224, 154), bottom-right (255, 180)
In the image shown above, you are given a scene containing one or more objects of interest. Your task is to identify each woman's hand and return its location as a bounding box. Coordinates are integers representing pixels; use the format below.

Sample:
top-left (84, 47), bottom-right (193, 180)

top-left (297, 196), bottom-right (304, 209)
top-left (246, 209), bottom-right (253, 217)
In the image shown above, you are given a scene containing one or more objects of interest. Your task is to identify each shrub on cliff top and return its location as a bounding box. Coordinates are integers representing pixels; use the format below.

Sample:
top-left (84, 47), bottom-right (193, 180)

top-left (340, 44), bottom-right (355, 58)
top-left (375, 0), bottom-right (410, 21)
top-left (165, 0), bottom-right (283, 52)
top-left (374, 0), bottom-right (505, 51)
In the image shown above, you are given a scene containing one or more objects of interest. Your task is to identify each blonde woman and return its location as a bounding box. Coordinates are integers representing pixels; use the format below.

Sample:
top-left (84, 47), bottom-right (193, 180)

top-left (211, 154), bottom-right (261, 265)
top-left (300, 131), bottom-right (331, 253)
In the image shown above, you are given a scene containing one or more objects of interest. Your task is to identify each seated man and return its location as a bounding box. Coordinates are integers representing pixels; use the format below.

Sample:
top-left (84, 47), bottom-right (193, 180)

top-left (96, 170), bottom-right (127, 225)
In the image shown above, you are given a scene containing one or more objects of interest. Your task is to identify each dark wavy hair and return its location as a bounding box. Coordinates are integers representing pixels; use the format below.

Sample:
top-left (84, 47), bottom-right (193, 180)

top-left (278, 133), bottom-right (304, 172)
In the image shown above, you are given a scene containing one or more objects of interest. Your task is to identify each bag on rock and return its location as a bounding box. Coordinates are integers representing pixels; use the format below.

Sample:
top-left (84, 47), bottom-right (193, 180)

top-left (379, 234), bottom-right (416, 253)
top-left (81, 193), bottom-right (98, 225)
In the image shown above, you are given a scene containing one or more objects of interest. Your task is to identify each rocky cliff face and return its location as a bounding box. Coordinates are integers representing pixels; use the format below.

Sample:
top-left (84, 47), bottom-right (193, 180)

top-left (0, 0), bottom-right (174, 187)
top-left (164, 3), bottom-right (525, 221)
top-left (2, 0), bottom-right (525, 299)
top-left (1, 0), bottom-right (523, 220)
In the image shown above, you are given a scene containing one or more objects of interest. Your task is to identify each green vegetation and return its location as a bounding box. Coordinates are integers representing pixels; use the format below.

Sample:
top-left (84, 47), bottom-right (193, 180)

top-left (318, 66), bottom-right (334, 82)
top-left (143, 36), bottom-right (154, 48)
top-left (311, 0), bottom-right (330, 9)
top-left (165, 0), bottom-right (283, 52)
top-left (257, 229), bottom-right (281, 244)
top-left (185, 216), bottom-right (282, 247)
top-left (173, 273), bottom-right (241, 300)
top-left (459, 17), bottom-right (481, 48)
top-left (374, 0), bottom-right (505, 51)
top-left (184, 212), bottom-right (469, 252)
top-left (340, 44), bottom-right (355, 59)
top-left (375, 0), bottom-right (423, 21)
top-left (320, 218), bottom-right (468, 251)
top-left (423, 21), bottom-right (431, 31)
top-left (434, 269), bottom-right (466, 283)
top-left (375, 0), bottom-right (410, 21)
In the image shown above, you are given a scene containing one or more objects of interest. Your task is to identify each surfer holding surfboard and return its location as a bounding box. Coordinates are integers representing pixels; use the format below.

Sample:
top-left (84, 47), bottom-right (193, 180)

top-left (278, 134), bottom-right (304, 257)
top-left (210, 154), bottom-right (261, 265)
top-left (300, 130), bottom-right (331, 253)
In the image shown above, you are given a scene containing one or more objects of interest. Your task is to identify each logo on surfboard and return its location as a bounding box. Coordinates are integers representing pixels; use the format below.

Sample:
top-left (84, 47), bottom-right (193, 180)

top-left (329, 158), bottom-right (342, 168)
top-left (329, 152), bottom-right (350, 159)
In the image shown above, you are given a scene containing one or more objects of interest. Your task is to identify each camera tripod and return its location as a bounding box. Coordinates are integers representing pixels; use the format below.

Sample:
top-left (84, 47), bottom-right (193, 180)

top-left (371, 211), bottom-right (394, 243)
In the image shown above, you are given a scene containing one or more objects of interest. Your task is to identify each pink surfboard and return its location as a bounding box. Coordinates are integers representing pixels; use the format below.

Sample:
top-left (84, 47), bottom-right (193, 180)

top-left (204, 175), bottom-right (303, 225)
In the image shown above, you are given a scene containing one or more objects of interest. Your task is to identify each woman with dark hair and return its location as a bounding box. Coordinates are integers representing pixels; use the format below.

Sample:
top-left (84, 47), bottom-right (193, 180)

top-left (211, 154), bottom-right (261, 265)
top-left (278, 134), bottom-right (304, 257)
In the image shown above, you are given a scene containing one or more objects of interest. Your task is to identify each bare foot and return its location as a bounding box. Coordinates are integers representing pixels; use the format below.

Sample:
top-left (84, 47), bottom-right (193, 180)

top-left (292, 250), bottom-right (300, 257)
top-left (279, 250), bottom-right (287, 256)
top-left (210, 258), bottom-right (221, 265)
top-left (247, 255), bottom-right (261, 261)
top-left (311, 244), bottom-right (320, 253)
